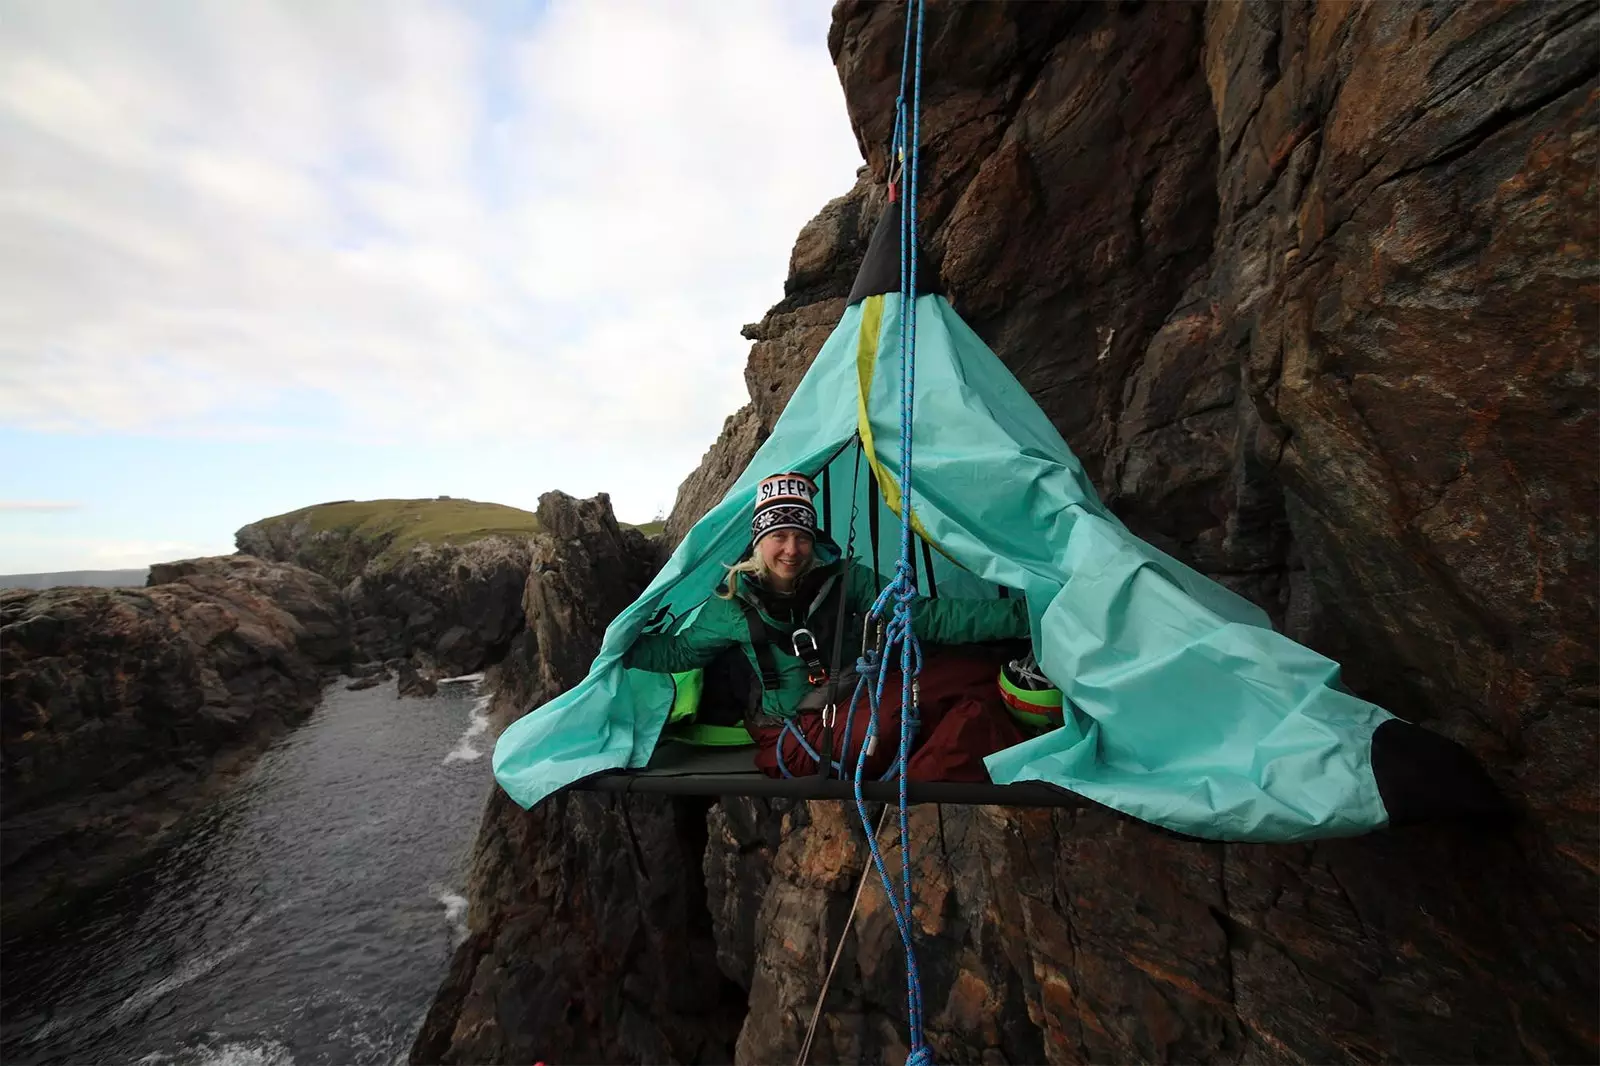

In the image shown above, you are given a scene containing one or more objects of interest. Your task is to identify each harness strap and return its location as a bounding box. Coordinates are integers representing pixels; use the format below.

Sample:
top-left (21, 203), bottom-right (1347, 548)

top-left (739, 601), bottom-right (783, 691)
top-left (791, 627), bottom-right (829, 686)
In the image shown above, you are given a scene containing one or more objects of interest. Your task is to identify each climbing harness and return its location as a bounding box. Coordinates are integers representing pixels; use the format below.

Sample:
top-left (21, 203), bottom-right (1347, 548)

top-left (737, 571), bottom-right (843, 693)
top-left (791, 628), bottom-right (827, 685)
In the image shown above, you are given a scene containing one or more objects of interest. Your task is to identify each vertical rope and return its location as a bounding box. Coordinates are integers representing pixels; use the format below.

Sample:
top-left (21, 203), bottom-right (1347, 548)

top-left (849, 3), bottom-right (933, 1064)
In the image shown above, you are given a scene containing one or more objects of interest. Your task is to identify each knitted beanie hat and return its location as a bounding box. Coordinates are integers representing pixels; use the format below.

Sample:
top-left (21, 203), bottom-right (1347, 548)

top-left (751, 472), bottom-right (818, 545)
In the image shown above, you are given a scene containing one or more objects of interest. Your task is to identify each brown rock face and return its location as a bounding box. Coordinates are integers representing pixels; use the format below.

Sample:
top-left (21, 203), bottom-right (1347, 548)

top-left (341, 537), bottom-right (533, 674)
top-left (0, 555), bottom-right (351, 935)
top-left (489, 491), bottom-right (659, 720)
top-left (423, 1), bottom-right (1597, 1062)
top-left (236, 517), bottom-right (534, 675)
top-left (714, 3), bottom-right (1596, 1063)
top-left (732, 804), bottom-right (1592, 1065)
top-left (408, 492), bottom-right (744, 1065)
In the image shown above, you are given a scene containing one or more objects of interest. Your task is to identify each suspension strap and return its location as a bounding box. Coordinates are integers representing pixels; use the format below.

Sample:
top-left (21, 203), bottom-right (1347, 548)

top-left (816, 436), bottom-right (866, 779)
top-left (821, 461), bottom-right (832, 536)
top-left (868, 461), bottom-right (882, 580)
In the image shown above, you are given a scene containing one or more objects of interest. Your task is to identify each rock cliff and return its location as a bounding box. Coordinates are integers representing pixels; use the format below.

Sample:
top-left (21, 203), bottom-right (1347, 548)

top-left (420, 2), bottom-right (1597, 1062)
top-left (0, 555), bottom-right (352, 936)
top-left (408, 492), bottom-right (736, 1065)
top-left (236, 498), bottom-right (538, 675)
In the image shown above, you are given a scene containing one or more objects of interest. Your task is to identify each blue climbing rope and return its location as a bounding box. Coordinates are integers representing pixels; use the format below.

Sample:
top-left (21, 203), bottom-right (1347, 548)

top-left (847, 2), bottom-right (933, 1064)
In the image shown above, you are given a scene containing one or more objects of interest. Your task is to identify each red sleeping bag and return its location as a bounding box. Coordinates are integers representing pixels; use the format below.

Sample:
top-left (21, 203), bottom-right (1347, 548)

top-left (753, 646), bottom-right (1030, 782)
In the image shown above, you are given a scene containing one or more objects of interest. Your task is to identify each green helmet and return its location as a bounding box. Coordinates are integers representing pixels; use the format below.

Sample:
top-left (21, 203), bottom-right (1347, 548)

top-left (998, 653), bottom-right (1064, 731)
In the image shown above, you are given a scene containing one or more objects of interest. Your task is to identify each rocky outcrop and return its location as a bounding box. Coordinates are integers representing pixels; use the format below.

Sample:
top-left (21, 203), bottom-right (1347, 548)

top-left (1, 555), bottom-right (352, 935)
top-left (409, 491), bottom-right (740, 1065)
top-left (486, 491), bottom-right (659, 723)
top-left (233, 507), bottom-right (363, 580)
top-left (146, 556), bottom-right (353, 664)
top-left (343, 536), bottom-right (532, 674)
top-left (236, 503), bottom-right (535, 676)
top-left (426, 1), bottom-right (1597, 1062)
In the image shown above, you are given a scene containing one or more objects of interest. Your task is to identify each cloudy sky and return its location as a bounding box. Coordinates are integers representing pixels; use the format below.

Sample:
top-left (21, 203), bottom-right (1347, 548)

top-left (0, 0), bottom-right (862, 573)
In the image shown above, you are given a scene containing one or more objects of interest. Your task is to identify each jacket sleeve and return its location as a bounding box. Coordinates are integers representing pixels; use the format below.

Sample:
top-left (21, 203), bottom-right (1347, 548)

top-left (910, 594), bottom-right (1029, 645)
top-left (622, 598), bottom-right (744, 673)
top-left (844, 562), bottom-right (1028, 645)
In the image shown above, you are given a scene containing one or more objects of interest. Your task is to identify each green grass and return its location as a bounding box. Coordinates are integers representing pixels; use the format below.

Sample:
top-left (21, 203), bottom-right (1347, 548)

top-left (257, 498), bottom-right (541, 565)
top-left (633, 520), bottom-right (666, 537)
top-left (255, 497), bottom-right (665, 568)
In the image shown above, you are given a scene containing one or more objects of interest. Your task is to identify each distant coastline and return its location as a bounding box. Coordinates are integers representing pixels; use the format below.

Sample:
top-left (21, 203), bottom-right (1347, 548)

top-left (0, 568), bottom-right (150, 589)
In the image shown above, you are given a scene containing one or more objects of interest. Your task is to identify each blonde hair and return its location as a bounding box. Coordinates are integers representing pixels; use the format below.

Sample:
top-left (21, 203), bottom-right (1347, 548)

top-left (717, 548), bottom-right (815, 599)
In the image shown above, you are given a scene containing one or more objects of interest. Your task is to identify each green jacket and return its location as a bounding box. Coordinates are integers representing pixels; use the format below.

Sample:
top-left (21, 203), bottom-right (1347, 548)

top-left (623, 559), bottom-right (1028, 720)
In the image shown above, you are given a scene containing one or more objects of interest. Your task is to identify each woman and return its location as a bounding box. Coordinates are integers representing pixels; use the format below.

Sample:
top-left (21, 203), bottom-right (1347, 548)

top-left (624, 472), bottom-right (1031, 781)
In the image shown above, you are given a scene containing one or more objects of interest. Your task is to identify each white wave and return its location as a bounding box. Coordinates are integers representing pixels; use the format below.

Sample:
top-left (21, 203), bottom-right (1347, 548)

top-left (437, 891), bottom-right (469, 946)
top-left (111, 937), bottom-right (254, 1023)
top-left (442, 694), bottom-right (491, 764)
top-left (138, 1038), bottom-right (295, 1066)
top-left (437, 672), bottom-right (484, 684)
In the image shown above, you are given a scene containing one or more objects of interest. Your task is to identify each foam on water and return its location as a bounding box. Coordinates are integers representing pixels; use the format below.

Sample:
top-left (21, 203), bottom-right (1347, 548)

top-left (137, 1037), bottom-right (296, 1066)
top-left (111, 937), bottom-right (256, 1022)
top-left (436, 891), bottom-right (469, 946)
top-left (442, 693), bottom-right (491, 765)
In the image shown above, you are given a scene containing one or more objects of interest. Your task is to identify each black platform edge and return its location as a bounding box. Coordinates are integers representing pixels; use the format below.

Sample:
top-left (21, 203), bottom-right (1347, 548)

top-left (571, 770), bottom-right (1089, 808)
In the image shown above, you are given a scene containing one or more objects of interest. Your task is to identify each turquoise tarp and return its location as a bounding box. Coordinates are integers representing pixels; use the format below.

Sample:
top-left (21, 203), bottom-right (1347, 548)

top-left (493, 294), bottom-right (1393, 842)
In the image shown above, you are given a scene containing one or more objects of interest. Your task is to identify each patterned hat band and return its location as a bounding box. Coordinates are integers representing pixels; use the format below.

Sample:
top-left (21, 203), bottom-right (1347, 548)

top-left (752, 503), bottom-right (817, 543)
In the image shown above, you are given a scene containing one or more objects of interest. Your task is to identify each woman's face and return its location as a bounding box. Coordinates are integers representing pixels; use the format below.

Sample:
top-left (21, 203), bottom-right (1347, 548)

top-left (757, 529), bottom-right (814, 590)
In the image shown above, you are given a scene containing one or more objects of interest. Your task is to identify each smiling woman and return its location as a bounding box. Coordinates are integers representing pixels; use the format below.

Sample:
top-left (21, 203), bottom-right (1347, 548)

top-left (722, 470), bottom-right (823, 594)
top-left (620, 469), bottom-right (1033, 783)
top-left (0, 0), bottom-right (862, 568)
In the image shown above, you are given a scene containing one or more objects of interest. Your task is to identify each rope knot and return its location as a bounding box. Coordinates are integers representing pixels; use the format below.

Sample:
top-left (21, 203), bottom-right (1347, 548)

top-left (906, 1047), bottom-right (935, 1066)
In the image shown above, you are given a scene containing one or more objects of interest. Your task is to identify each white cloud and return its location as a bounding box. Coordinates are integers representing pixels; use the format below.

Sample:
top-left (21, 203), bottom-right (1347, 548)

top-left (0, 0), bottom-right (863, 515)
top-left (0, 501), bottom-right (81, 512)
